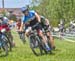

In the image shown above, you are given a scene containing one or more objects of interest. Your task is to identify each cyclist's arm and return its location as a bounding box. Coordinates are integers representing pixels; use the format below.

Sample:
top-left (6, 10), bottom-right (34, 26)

top-left (15, 23), bottom-right (19, 30)
top-left (20, 16), bottom-right (25, 31)
top-left (20, 22), bottom-right (24, 31)
top-left (45, 19), bottom-right (50, 25)
top-left (35, 12), bottom-right (41, 23)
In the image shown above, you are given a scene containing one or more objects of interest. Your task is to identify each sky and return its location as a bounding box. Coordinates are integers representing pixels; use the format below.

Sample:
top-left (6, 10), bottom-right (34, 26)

top-left (0, 0), bottom-right (32, 8)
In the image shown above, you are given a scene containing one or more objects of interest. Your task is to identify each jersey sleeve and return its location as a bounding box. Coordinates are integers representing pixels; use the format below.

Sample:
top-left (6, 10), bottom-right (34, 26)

top-left (30, 10), bottom-right (36, 13)
top-left (30, 10), bottom-right (36, 16)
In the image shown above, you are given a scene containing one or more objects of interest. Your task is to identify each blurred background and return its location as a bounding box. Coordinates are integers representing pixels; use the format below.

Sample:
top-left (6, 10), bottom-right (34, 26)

top-left (0, 0), bottom-right (75, 27)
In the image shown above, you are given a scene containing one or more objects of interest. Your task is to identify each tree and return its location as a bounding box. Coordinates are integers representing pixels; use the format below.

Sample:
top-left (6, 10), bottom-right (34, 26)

top-left (32, 0), bottom-right (75, 26)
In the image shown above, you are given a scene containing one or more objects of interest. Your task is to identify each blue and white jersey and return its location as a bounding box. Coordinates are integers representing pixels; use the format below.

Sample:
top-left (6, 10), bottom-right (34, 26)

top-left (21, 10), bottom-right (36, 23)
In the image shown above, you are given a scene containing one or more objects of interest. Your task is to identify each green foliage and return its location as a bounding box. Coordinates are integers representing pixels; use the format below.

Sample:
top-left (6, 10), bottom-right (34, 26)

top-left (32, 0), bottom-right (75, 26)
top-left (1, 11), bottom-right (6, 16)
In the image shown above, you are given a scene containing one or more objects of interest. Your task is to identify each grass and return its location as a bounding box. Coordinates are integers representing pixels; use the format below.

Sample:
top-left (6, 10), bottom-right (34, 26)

top-left (0, 30), bottom-right (75, 61)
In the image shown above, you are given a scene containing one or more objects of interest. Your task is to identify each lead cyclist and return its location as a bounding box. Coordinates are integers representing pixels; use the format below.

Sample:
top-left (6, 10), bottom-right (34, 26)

top-left (20, 7), bottom-right (51, 51)
top-left (40, 16), bottom-right (55, 50)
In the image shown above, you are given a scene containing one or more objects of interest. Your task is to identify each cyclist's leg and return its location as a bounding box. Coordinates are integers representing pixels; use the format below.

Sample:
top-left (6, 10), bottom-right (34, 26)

top-left (8, 31), bottom-right (13, 41)
top-left (19, 32), bottom-right (22, 39)
top-left (46, 31), bottom-right (55, 49)
top-left (25, 26), bottom-right (31, 37)
top-left (7, 31), bottom-right (15, 47)
top-left (18, 31), bottom-right (22, 39)
top-left (36, 25), bottom-right (51, 50)
top-left (44, 25), bottom-right (55, 49)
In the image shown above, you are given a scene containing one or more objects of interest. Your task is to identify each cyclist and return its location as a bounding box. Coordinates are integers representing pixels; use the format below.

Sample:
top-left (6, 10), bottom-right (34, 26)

top-left (69, 21), bottom-right (75, 31)
top-left (16, 18), bottom-right (26, 44)
top-left (58, 19), bottom-right (65, 39)
top-left (20, 7), bottom-right (51, 51)
top-left (16, 18), bottom-right (23, 38)
top-left (0, 14), bottom-right (15, 47)
top-left (40, 16), bottom-right (55, 49)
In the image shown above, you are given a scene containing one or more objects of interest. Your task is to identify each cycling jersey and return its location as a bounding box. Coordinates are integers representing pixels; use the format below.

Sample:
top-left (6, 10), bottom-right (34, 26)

top-left (22, 10), bottom-right (36, 23)
top-left (0, 17), bottom-right (10, 32)
top-left (40, 16), bottom-right (50, 32)
top-left (22, 10), bottom-right (40, 27)
top-left (41, 16), bottom-right (46, 26)
top-left (16, 21), bottom-right (21, 30)
top-left (21, 10), bottom-right (42, 33)
top-left (0, 24), bottom-right (10, 32)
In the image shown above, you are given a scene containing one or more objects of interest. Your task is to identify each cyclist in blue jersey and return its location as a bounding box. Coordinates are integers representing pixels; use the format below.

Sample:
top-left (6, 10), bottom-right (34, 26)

top-left (20, 7), bottom-right (51, 51)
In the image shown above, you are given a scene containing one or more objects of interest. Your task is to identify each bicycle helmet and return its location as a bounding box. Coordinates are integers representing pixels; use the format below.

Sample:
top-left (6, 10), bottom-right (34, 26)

top-left (21, 7), bottom-right (28, 13)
